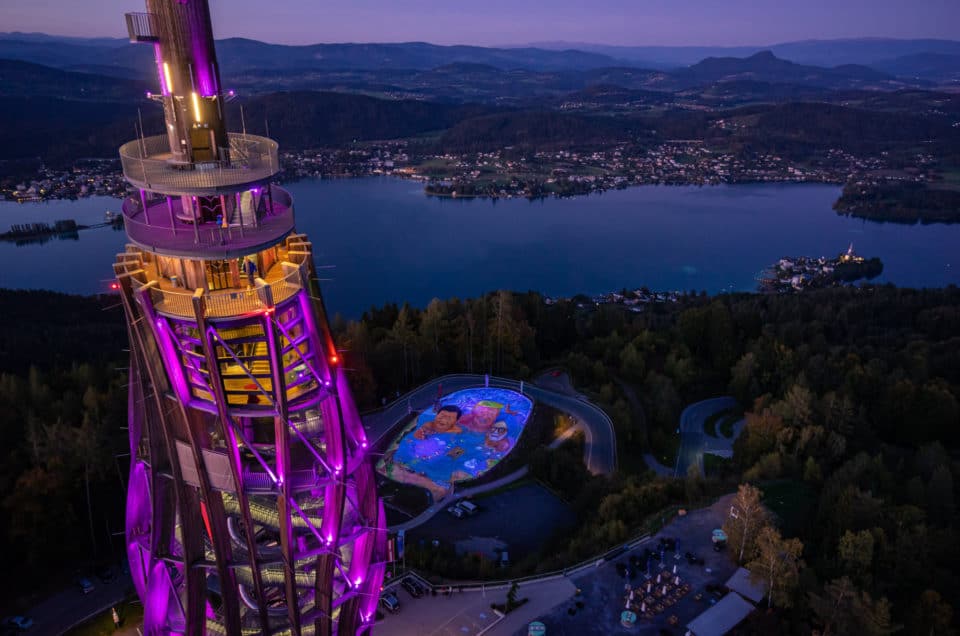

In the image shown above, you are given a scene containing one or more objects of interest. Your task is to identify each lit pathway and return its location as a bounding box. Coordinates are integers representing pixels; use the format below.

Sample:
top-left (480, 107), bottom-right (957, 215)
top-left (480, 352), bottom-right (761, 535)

top-left (674, 396), bottom-right (744, 477)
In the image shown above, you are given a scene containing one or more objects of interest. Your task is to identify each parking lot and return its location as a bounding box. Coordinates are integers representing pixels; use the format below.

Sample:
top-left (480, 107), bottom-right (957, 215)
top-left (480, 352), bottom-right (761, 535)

top-left (521, 494), bottom-right (738, 635)
top-left (376, 577), bottom-right (502, 636)
top-left (409, 482), bottom-right (576, 561)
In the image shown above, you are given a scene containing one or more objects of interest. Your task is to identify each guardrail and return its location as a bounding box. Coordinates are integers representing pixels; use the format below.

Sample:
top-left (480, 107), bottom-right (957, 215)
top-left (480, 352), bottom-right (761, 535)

top-left (121, 186), bottom-right (294, 254)
top-left (125, 11), bottom-right (158, 41)
top-left (133, 261), bottom-right (305, 320)
top-left (120, 133), bottom-right (279, 193)
top-left (365, 373), bottom-right (617, 472)
top-left (385, 530), bottom-right (654, 595)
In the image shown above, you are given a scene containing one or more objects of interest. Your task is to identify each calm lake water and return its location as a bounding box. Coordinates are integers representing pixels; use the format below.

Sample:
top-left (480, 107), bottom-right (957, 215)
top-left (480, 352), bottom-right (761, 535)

top-left (1, 178), bottom-right (958, 317)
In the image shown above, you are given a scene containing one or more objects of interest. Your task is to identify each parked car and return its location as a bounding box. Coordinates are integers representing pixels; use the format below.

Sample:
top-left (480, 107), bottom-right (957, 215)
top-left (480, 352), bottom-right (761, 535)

top-left (446, 505), bottom-right (465, 518)
top-left (456, 500), bottom-right (479, 516)
top-left (76, 577), bottom-right (95, 594)
top-left (380, 591), bottom-right (400, 613)
top-left (3, 617), bottom-right (34, 632)
top-left (401, 578), bottom-right (423, 598)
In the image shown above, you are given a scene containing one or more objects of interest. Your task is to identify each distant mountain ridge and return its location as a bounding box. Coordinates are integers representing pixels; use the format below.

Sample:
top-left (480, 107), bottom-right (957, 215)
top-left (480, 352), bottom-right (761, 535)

top-left (0, 34), bottom-right (623, 75)
top-left (527, 38), bottom-right (960, 70)
top-left (3, 32), bottom-right (959, 81)
top-left (670, 51), bottom-right (899, 89)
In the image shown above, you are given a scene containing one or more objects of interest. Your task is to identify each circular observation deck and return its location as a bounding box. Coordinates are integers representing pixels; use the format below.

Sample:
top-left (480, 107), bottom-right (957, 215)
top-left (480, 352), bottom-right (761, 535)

top-left (121, 184), bottom-right (296, 258)
top-left (120, 133), bottom-right (280, 195)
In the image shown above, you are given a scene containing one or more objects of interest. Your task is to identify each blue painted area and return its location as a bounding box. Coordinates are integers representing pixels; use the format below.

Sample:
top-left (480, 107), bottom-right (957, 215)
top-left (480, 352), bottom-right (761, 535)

top-left (377, 388), bottom-right (532, 492)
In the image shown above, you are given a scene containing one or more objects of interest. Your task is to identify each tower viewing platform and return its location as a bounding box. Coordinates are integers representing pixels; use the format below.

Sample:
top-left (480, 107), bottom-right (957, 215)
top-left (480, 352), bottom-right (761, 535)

top-left (119, 133), bottom-right (279, 194)
top-left (113, 2), bottom-right (385, 633)
top-left (120, 183), bottom-right (295, 258)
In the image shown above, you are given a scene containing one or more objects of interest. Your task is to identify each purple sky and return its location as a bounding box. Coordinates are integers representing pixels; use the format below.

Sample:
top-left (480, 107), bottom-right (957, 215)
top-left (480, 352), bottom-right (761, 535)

top-left (4, 0), bottom-right (959, 46)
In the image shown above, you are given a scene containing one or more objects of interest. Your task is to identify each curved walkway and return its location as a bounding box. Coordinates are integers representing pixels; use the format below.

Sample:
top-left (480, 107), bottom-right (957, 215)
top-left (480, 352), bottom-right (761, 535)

top-left (674, 396), bottom-right (744, 477)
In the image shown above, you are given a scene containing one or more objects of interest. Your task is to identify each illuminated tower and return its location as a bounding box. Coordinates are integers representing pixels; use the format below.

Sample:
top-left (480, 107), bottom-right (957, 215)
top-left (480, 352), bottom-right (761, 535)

top-left (113, 2), bottom-right (385, 634)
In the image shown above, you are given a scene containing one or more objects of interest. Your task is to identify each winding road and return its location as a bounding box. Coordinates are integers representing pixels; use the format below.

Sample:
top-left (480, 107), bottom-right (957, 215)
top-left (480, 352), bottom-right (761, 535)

top-left (674, 396), bottom-right (744, 477)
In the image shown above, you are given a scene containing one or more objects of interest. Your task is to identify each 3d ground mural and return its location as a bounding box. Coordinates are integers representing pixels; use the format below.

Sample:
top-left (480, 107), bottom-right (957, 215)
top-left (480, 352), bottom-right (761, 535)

top-left (377, 388), bottom-right (533, 498)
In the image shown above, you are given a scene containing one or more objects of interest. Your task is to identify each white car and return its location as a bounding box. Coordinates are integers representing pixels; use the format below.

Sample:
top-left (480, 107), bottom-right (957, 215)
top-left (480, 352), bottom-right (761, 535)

top-left (447, 505), bottom-right (464, 518)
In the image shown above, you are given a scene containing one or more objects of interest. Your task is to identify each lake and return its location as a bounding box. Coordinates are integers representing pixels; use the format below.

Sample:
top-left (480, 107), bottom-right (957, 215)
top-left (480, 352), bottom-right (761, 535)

top-left (1, 178), bottom-right (957, 317)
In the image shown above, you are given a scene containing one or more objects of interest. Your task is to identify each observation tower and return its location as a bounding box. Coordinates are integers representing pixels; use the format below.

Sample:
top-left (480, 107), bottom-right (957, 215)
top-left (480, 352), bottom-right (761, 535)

top-left (112, 2), bottom-right (386, 634)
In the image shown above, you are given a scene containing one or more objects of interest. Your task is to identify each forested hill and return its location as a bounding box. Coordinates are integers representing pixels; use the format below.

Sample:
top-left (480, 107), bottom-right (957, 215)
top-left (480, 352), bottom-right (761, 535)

top-left (224, 92), bottom-right (495, 148)
top-left (435, 110), bottom-right (638, 152)
top-left (1, 283), bottom-right (959, 624)
top-left (0, 59), bottom-right (148, 101)
top-left (0, 92), bottom-right (497, 163)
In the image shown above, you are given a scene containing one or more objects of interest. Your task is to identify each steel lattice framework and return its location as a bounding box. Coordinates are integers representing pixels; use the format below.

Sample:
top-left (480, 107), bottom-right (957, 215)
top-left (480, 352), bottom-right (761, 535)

top-left (113, 2), bottom-right (385, 634)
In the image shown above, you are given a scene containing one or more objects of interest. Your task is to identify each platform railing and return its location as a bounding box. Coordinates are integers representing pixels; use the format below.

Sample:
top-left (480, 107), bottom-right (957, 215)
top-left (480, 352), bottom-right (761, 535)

top-left (135, 261), bottom-right (306, 320)
top-left (120, 133), bottom-right (279, 192)
top-left (125, 12), bottom-right (159, 42)
top-left (121, 186), bottom-right (294, 253)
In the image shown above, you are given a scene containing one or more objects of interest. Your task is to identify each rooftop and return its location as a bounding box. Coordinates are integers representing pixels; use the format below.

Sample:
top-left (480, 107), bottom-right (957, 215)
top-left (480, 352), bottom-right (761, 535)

top-left (724, 567), bottom-right (766, 604)
top-left (686, 592), bottom-right (755, 636)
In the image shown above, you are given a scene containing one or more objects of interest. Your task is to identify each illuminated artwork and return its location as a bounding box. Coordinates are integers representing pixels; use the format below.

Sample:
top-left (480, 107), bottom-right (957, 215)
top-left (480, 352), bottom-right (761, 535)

top-left (377, 388), bottom-right (533, 498)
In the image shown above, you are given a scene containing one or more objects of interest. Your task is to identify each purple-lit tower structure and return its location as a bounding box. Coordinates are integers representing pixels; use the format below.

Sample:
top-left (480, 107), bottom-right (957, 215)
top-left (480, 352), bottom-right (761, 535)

top-left (112, 2), bottom-right (386, 634)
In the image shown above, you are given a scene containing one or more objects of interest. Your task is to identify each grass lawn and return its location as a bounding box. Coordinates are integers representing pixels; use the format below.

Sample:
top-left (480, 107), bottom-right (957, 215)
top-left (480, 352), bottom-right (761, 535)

top-left (66, 599), bottom-right (143, 636)
top-left (703, 410), bottom-right (723, 437)
top-left (760, 479), bottom-right (817, 538)
top-left (718, 412), bottom-right (742, 438)
top-left (704, 406), bottom-right (740, 438)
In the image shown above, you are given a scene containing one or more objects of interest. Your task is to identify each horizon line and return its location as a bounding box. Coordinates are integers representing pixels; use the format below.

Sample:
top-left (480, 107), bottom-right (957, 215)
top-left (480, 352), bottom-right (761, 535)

top-left (2, 30), bottom-right (959, 50)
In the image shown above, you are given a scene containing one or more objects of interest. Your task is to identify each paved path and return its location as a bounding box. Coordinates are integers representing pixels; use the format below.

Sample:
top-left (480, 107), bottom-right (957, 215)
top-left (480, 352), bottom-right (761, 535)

top-left (363, 374), bottom-right (616, 475)
top-left (26, 572), bottom-right (133, 636)
top-left (674, 397), bottom-right (742, 478)
top-left (524, 494), bottom-right (738, 636)
top-left (378, 495), bottom-right (738, 636)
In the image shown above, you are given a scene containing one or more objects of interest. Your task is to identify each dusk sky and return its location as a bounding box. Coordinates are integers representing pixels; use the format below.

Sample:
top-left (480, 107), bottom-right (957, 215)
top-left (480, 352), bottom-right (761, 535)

top-left (4, 0), bottom-right (959, 46)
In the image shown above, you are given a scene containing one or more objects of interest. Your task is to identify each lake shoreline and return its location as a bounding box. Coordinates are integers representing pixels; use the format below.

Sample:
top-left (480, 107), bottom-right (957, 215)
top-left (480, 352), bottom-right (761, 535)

top-left (1, 179), bottom-right (957, 317)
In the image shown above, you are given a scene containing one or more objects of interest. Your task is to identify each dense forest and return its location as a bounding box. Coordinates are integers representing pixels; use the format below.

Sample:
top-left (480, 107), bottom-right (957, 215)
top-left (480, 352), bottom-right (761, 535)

top-left (1, 284), bottom-right (958, 634)
top-left (836, 179), bottom-right (960, 223)
top-left (333, 285), bottom-right (960, 633)
top-left (0, 291), bottom-right (128, 606)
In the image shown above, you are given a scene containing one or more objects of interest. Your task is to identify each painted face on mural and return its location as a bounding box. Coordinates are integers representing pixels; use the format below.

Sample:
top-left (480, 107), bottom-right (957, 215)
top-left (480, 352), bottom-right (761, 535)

top-left (413, 405), bottom-right (462, 439)
top-left (488, 421), bottom-right (508, 442)
top-left (432, 408), bottom-right (460, 432)
top-left (485, 420), bottom-right (511, 453)
top-left (462, 401), bottom-right (502, 433)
